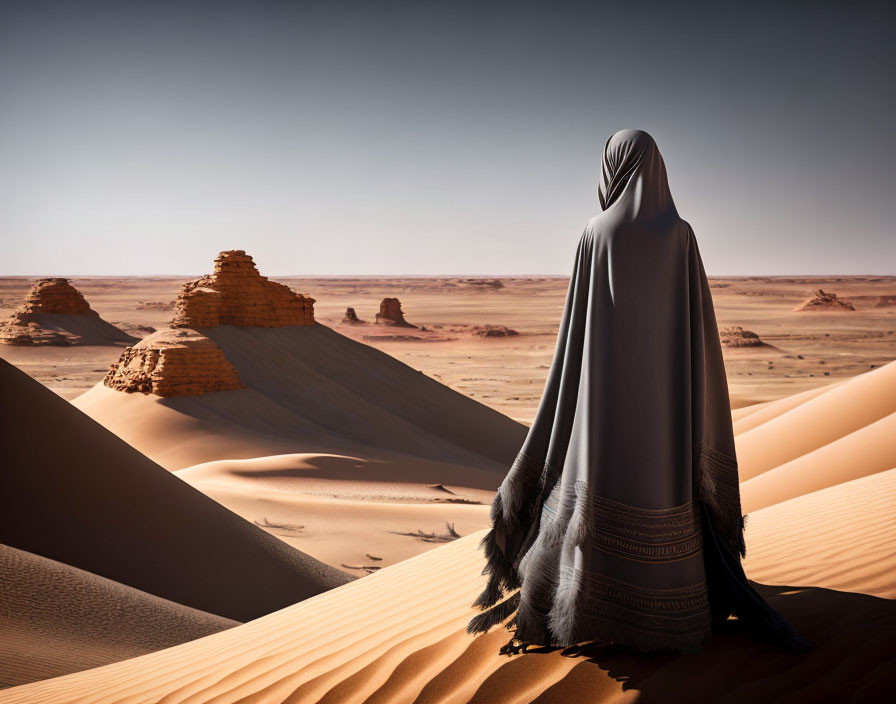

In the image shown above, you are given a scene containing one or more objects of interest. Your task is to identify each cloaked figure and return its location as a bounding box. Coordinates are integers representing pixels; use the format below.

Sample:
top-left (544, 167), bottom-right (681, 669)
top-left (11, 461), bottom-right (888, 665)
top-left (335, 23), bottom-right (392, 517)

top-left (468, 129), bottom-right (809, 655)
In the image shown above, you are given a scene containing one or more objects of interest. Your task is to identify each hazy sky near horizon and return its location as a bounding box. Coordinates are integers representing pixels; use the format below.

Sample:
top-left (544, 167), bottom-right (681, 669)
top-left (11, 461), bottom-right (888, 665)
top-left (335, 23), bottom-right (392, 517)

top-left (1, 0), bottom-right (894, 276)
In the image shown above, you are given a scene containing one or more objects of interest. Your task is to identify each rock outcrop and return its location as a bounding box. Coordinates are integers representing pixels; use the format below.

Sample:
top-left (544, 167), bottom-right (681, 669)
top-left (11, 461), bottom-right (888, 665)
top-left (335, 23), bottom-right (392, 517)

top-left (795, 289), bottom-right (855, 312)
top-left (172, 251), bottom-right (315, 329)
top-left (15, 278), bottom-right (94, 315)
top-left (719, 326), bottom-right (768, 348)
top-left (0, 278), bottom-right (136, 346)
top-left (343, 307), bottom-right (363, 324)
top-left (136, 300), bottom-right (175, 311)
top-left (374, 298), bottom-right (416, 328)
top-left (104, 329), bottom-right (244, 397)
top-left (471, 324), bottom-right (519, 337)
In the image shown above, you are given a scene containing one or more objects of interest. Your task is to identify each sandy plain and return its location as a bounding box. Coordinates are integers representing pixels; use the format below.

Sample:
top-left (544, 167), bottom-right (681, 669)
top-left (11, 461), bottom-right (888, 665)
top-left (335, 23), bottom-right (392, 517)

top-left (1, 274), bottom-right (894, 417)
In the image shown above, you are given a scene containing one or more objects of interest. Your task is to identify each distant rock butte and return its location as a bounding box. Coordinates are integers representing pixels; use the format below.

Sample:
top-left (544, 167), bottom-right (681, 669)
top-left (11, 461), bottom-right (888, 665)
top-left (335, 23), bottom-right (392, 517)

top-left (795, 289), bottom-right (855, 312)
top-left (343, 307), bottom-right (363, 324)
top-left (0, 278), bottom-right (133, 346)
top-left (719, 326), bottom-right (768, 348)
top-left (104, 329), bottom-right (244, 397)
top-left (375, 298), bottom-right (417, 328)
top-left (171, 250), bottom-right (315, 329)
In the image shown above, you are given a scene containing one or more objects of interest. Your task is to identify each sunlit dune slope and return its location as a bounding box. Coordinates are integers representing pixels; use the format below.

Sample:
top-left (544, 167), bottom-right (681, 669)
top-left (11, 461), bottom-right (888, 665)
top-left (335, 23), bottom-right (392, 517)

top-left (3, 508), bottom-right (893, 704)
top-left (740, 412), bottom-right (896, 511)
top-left (734, 362), bottom-right (896, 480)
top-left (0, 358), bottom-right (351, 622)
top-left (0, 544), bottom-right (237, 689)
top-left (731, 380), bottom-right (844, 430)
top-left (74, 324), bottom-right (527, 471)
top-left (177, 453), bottom-right (493, 568)
top-left (743, 468), bottom-right (896, 597)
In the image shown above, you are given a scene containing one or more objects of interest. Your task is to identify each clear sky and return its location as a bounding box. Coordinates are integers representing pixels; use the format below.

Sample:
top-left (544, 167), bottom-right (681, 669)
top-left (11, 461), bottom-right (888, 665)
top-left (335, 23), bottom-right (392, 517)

top-left (1, 0), bottom-right (893, 276)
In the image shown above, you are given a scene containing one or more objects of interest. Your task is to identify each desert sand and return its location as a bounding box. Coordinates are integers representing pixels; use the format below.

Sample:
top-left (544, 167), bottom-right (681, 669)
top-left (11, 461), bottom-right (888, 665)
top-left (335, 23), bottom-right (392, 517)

top-left (2, 462), bottom-right (893, 702)
top-left (1, 268), bottom-right (894, 700)
top-left (0, 358), bottom-right (351, 624)
top-left (0, 544), bottom-right (237, 689)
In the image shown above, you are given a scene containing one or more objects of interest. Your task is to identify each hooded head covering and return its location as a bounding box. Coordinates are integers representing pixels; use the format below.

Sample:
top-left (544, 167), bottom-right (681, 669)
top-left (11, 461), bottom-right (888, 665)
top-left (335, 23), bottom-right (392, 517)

top-left (598, 129), bottom-right (676, 220)
top-left (468, 130), bottom-right (808, 655)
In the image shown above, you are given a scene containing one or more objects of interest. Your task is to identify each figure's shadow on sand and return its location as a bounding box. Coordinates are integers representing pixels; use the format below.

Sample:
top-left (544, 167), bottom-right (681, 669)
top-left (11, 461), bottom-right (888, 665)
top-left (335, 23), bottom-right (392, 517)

top-left (470, 584), bottom-right (896, 703)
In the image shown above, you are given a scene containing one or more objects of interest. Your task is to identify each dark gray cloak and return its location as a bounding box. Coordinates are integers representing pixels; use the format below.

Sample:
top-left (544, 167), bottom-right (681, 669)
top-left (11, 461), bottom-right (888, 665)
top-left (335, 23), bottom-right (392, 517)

top-left (468, 130), bottom-right (807, 654)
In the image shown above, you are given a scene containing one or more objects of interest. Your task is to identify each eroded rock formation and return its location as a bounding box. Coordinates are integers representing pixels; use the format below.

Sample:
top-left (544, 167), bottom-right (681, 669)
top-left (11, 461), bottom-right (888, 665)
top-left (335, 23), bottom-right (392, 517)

top-left (343, 307), bottom-right (363, 324)
top-left (374, 298), bottom-right (416, 328)
top-left (719, 326), bottom-right (768, 348)
top-left (104, 329), bottom-right (244, 397)
top-left (795, 289), bottom-right (855, 312)
top-left (471, 324), bottom-right (519, 337)
top-left (136, 300), bottom-right (175, 311)
top-left (16, 278), bottom-right (95, 315)
top-left (0, 278), bottom-right (135, 346)
top-left (172, 250), bottom-right (315, 329)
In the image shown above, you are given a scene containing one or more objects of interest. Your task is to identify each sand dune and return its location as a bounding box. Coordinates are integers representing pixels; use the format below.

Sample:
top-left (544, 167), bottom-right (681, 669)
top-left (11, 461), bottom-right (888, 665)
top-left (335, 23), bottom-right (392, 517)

top-left (0, 358), bottom-right (351, 622)
top-left (75, 324), bottom-right (526, 471)
top-left (743, 469), bottom-right (896, 598)
top-left (0, 544), bottom-right (236, 689)
top-left (178, 455), bottom-right (493, 569)
top-left (734, 362), bottom-right (896, 480)
top-left (3, 507), bottom-right (893, 704)
top-left (740, 411), bottom-right (896, 511)
top-left (3, 366), bottom-right (894, 701)
top-left (71, 323), bottom-right (526, 577)
top-left (731, 380), bottom-right (844, 430)
top-left (1, 325), bottom-right (893, 698)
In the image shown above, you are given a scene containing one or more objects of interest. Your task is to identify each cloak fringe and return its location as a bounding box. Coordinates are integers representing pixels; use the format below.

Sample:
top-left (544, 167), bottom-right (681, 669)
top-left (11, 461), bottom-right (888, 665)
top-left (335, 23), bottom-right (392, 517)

top-left (466, 452), bottom-right (548, 637)
top-left (547, 562), bottom-right (587, 645)
top-left (466, 592), bottom-right (521, 634)
top-left (494, 451), bottom-right (546, 533)
top-left (472, 521), bottom-right (519, 609)
top-left (696, 442), bottom-right (747, 558)
top-left (469, 447), bottom-right (757, 654)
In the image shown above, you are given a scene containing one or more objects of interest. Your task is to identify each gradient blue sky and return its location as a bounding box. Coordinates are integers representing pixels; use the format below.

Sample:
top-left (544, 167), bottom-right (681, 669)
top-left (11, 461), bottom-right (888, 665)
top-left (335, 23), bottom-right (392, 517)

top-left (1, 1), bottom-right (893, 276)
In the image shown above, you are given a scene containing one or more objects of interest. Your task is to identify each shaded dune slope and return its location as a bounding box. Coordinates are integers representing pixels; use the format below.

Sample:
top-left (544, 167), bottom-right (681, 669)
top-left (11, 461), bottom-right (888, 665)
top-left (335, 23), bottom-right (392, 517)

top-left (2, 521), bottom-right (892, 704)
top-left (0, 544), bottom-right (237, 689)
top-left (11, 312), bottom-right (137, 346)
top-left (0, 358), bottom-right (351, 622)
top-left (75, 324), bottom-right (527, 471)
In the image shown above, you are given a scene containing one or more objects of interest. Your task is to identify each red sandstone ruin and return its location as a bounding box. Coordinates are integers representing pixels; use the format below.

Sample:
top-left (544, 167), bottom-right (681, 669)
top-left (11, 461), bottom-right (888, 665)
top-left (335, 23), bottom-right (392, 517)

top-left (104, 330), bottom-right (244, 397)
top-left (104, 250), bottom-right (314, 397)
top-left (0, 278), bottom-right (136, 346)
top-left (172, 250), bottom-right (315, 328)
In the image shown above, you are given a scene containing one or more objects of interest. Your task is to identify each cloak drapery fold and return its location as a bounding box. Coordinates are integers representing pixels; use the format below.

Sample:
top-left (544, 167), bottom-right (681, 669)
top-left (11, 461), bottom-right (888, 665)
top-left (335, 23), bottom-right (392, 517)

top-left (468, 130), bottom-right (806, 654)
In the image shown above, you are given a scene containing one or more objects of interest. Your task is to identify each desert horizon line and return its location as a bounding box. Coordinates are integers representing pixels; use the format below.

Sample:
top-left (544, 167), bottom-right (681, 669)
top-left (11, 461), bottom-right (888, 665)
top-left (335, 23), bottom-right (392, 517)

top-left (2, 272), bottom-right (894, 280)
